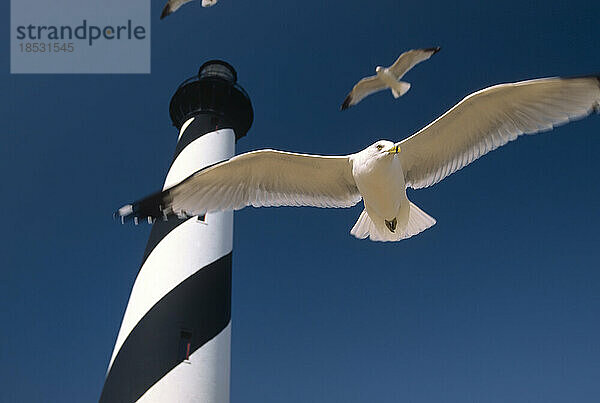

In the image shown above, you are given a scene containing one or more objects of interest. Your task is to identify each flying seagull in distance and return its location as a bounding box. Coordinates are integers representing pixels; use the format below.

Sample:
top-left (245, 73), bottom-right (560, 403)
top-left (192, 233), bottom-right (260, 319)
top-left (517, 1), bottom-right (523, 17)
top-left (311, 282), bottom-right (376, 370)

top-left (161, 0), bottom-right (218, 19)
top-left (118, 75), bottom-right (600, 242)
top-left (341, 47), bottom-right (441, 110)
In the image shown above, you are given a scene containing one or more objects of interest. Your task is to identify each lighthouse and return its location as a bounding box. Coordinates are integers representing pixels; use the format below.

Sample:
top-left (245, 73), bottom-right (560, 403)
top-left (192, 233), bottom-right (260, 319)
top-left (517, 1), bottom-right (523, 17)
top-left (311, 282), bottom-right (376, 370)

top-left (101, 60), bottom-right (253, 403)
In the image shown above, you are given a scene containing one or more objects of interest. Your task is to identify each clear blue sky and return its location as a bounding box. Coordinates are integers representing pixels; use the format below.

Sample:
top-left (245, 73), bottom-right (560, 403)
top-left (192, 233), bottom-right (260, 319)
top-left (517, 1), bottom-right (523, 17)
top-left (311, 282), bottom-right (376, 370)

top-left (2, 0), bottom-right (600, 401)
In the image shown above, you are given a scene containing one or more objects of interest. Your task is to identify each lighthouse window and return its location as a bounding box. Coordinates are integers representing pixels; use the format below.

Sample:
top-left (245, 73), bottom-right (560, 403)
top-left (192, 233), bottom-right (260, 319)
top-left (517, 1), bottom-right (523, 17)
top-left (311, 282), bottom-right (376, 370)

top-left (178, 330), bottom-right (192, 362)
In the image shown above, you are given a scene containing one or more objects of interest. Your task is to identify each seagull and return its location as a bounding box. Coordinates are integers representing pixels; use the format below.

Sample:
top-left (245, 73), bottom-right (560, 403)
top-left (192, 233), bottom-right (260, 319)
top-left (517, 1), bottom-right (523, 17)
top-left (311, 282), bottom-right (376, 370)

top-left (341, 47), bottom-right (441, 110)
top-left (118, 75), bottom-right (600, 242)
top-left (160, 0), bottom-right (218, 19)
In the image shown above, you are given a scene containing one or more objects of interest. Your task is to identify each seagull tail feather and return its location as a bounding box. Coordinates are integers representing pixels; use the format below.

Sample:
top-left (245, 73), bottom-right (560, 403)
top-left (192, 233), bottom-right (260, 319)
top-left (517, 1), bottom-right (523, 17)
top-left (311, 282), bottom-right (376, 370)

top-left (350, 209), bottom-right (398, 242)
top-left (404, 201), bottom-right (436, 239)
top-left (391, 81), bottom-right (411, 98)
top-left (350, 209), bottom-right (372, 239)
top-left (350, 202), bottom-right (435, 242)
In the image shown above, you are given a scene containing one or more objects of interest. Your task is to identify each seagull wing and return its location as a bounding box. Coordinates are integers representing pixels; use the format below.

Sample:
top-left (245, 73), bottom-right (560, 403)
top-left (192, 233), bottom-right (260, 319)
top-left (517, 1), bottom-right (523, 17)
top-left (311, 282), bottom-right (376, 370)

top-left (398, 76), bottom-right (600, 189)
top-left (341, 76), bottom-right (387, 110)
top-left (201, 0), bottom-right (218, 6)
top-left (160, 0), bottom-right (191, 18)
top-left (389, 47), bottom-right (441, 79)
top-left (118, 149), bottom-right (361, 222)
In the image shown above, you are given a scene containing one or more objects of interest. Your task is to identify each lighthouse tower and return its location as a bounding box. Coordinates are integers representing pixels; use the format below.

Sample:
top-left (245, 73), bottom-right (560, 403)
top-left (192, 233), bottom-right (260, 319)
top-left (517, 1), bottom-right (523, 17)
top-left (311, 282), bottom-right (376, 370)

top-left (101, 61), bottom-right (253, 403)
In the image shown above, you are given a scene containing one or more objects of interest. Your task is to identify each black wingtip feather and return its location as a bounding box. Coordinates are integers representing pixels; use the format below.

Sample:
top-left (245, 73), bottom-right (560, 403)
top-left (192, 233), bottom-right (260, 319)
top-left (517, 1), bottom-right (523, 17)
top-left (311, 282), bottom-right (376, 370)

top-left (424, 46), bottom-right (441, 55)
top-left (160, 3), bottom-right (172, 19)
top-left (584, 74), bottom-right (600, 114)
top-left (340, 94), bottom-right (352, 111)
top-left (116, 189), bottom-right (172, 224)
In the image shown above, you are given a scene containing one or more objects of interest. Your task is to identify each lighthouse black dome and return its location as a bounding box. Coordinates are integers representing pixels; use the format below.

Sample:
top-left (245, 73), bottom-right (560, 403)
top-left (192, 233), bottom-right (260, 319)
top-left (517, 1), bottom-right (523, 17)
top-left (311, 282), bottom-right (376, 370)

top-left (169, 60), bottom-right (253, 140)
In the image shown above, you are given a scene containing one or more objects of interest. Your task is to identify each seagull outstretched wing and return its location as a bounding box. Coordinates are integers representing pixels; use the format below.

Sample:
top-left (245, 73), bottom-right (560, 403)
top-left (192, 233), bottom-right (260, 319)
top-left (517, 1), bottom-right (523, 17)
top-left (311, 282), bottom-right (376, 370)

top-left (398, 76), bottom-right (600, 189)
top-left (341, 47), bottom-right (440, 110)
top-left (389, 47), bottom-right (441, 78)
top-left (161, 0), bottom-right (218, 19)
top-left (341, 76), bottom-right (388, 110)
top-left (118, 150), bottom-right (361, 222)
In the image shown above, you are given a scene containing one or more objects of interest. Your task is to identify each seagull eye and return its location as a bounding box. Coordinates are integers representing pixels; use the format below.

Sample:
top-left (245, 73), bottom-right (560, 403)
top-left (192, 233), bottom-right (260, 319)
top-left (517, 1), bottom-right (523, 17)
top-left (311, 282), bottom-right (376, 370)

top-left (376, 144), bottom-right (384, 150)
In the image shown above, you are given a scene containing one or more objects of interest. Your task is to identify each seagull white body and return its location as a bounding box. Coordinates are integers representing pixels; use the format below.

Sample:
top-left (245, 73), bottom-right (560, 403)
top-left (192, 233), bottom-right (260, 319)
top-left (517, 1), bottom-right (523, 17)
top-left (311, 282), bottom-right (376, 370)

top-left (118, 75), bottom-right (600, 242)
top-left (161, 0), bottom-right (218, 19)
top-left (352, 144), bottom-right (406, 220)
top-left (341, 47), bottom-right (440, 110)
top-left (350, 144), bottom-right (411, 240)
top-left (375, 67), bottom-right (409, 98)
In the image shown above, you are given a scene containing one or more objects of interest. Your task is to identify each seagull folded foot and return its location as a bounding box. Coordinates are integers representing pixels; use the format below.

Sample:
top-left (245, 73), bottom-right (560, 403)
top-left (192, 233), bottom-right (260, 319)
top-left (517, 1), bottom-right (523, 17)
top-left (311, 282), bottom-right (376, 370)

top-left (385, 218), bottom-right (397, 233)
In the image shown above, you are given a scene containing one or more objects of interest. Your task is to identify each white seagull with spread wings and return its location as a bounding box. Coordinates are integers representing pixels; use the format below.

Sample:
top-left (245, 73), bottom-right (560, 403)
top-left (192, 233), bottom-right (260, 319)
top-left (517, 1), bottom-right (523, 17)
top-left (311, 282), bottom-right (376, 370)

top-left (161, 0), bottom-right (218, 19)
top-left (341, 47), bottom-right (441, 110)
top-left (118, 75), bottom-right (600, 242)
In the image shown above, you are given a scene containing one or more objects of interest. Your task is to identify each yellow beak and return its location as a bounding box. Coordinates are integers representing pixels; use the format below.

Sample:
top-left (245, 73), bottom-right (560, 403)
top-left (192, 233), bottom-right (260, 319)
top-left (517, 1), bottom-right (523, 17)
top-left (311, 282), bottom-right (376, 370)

top-left (386, 145), bottom-right (401, 154)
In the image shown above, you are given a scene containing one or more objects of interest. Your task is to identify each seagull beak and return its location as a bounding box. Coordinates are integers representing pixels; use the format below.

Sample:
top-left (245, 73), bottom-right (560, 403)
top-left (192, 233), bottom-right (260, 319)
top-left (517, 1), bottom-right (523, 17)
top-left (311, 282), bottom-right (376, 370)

top-left (386, 145), bottom-right (401, 154)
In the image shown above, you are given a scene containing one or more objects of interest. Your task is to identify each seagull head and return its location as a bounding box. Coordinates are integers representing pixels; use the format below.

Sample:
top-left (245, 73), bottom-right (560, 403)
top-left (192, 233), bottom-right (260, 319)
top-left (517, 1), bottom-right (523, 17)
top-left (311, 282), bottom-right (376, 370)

top-left (363, 140), bottom-right (400, 160)
top-left (375, 66), bottom-right (383, 73)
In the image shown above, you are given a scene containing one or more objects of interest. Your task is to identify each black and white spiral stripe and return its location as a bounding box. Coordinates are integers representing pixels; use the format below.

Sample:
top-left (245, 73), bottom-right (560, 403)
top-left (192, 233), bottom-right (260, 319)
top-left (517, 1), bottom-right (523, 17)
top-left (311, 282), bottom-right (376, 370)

top-left (101, 115), bottom-right (235, 403)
